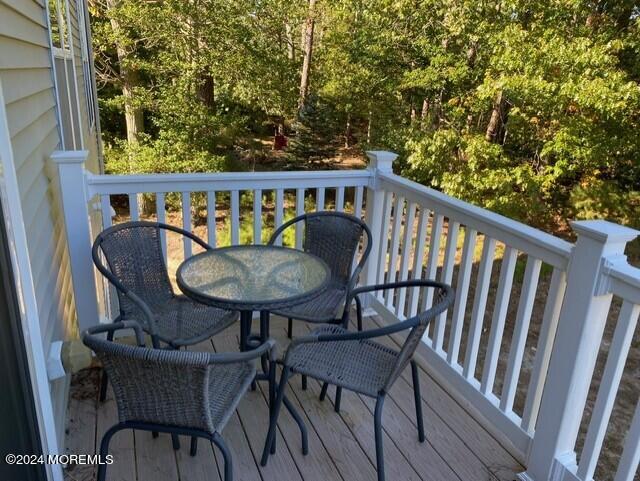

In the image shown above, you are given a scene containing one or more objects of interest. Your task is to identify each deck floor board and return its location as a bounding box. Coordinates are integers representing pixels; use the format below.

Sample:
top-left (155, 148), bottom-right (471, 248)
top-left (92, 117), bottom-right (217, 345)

top-left (65, 315), bottom-right (522, 481)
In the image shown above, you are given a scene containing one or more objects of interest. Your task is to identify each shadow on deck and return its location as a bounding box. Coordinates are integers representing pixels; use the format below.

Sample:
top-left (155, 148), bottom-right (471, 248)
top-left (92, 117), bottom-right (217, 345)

top-left (64, 315), bottom-right (522, 481)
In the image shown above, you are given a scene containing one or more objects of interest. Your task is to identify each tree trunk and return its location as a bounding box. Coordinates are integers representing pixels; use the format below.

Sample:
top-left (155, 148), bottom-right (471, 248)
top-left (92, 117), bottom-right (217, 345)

top-left (466, 42), bottom-right (477, 67)
top-left (298, 0), bottom-right (316, 112)
top-left (485, 91), bottom-right (510, 144)
top-left (197, 73), bottom-right (215, 110)
top-left (106, 0), bottom-right (143, 144)
top-left (367, 111), bottom-right (372, 144)
top-left (285, 21), bottom-right (296, 61)
top-left (420, 98), bottom-right (430, 128)
top-left (345, 112), bottom-right (351, 148)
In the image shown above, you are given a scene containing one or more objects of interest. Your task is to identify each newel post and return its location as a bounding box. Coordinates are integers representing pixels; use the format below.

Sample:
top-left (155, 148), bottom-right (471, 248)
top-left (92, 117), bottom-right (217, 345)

top-left (522, 220), bottom-right (639, 481)
top-left (362, 151), bottom-right (396, 290)
top-left (51, 150), bottom-right (101, 333)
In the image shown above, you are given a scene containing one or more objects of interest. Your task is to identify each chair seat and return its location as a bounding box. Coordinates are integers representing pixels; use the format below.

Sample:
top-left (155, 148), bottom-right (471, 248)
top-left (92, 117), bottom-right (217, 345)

top-left (150, 296), bottom-right (237, 347)
top-left (208, 362), bottom-right (256, 433)
top-left (285, 325), bottom-right (399, 397)
top-left (272, 286), bottom-right (346, 323)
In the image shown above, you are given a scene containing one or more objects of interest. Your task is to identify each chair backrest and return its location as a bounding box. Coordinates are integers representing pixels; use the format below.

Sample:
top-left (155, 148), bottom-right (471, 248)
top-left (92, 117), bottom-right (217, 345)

top-left (83, 333), bottom-right (216, 432)
top-left (270, 211), bottom-right (372, 289)
top-left (383, 283), bottom-right (453, 392)
top-left (93, 222), bottom-right (175, 324)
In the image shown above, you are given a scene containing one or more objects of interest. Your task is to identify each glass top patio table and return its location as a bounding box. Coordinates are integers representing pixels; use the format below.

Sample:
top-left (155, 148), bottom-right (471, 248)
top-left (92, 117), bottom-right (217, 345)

top-left (176, 245), bottom-right (331, 312)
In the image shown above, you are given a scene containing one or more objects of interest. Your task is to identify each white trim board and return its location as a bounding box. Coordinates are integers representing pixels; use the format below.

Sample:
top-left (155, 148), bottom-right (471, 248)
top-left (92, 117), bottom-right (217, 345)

top-left (0, 78), bottom-right (64, 481)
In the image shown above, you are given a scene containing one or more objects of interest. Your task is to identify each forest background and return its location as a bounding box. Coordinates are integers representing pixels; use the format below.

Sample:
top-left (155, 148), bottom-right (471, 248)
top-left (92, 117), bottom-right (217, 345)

top-left (90, 0), bottom-right (640, 237)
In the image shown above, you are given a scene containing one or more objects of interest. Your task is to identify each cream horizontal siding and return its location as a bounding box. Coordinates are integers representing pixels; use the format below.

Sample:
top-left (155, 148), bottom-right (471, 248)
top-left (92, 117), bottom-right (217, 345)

top-left (1, 0), bottom-right (100, 449)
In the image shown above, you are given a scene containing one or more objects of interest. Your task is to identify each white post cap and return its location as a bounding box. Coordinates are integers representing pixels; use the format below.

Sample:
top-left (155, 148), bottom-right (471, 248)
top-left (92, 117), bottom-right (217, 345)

top-left (50, 150), bottom-right (89, 164)
top-left (571, 220), bottom-right (639, 244)
top-left (366, 151), bottom-right (397, 173)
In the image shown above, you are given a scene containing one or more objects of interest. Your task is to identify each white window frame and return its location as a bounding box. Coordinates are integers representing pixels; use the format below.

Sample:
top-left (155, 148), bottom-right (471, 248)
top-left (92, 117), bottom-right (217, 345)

top-left (76, 0), bottom-right (98, 132)
top-left (46, 0), bottom-right (85, 150)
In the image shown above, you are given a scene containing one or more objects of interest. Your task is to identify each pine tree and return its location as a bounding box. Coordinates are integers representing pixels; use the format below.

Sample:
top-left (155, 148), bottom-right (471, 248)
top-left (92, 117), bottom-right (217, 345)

top-left (286, 96), bottom-right (338, 165)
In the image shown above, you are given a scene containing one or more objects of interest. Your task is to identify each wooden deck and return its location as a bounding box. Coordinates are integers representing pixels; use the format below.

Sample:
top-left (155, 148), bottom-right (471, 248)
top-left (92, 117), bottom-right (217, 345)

top-left (64, 315), bottom-right (523, 481)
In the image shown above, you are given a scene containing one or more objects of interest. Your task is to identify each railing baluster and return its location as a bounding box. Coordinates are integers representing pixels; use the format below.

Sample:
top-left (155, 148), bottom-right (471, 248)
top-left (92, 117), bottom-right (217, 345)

top-left (521, 268), bottom-right (567, 432)
top-left (464, 238), bottom-right (500, 380)
top-left (274, 189), bottom-right (284, 246)
top-left (230, 190), bottom-right (240, 245)
top-left (336, 186), bottom-right (345, 212)
top-left (422, 213), bottom-right (444, 314)
top-left (385, 195), bottom-right (405, 308)
top-left (99, 194), bottom-right (114, 320)
top-left (351, 186), bottom-right (366, 274)
top-left (207, 191), bottom-right (216, 247)
top-left (432, 220), bottom-right (460, 351)
top-left (295, 188), bottom-right (305, 249)
top-left (181, 192), bottom-right (192, 258)
top-left (156, 192), bottom-right (167, 262)
top-left (408, 207), bottom-right (429, 317)
top-left (354, 186), bottom-right (364, 219)
top-left (100, 195), bottom-right (112, 229)
top-left (577, 300), bottom-right (640, 481)
top-left (128, 193), bottom-right (139, 221)
top-left (447, 228), bottom-right (477, 364)
top-left (316, 187), bottom-right (325, 211)
top-left (396, 202), bottom-right (417, 318)
top-left (478, 245), bottom-right (517, 387)
top-left (376, 191), bottom-right (394, 299)
top-left (500, 256), bottom-right (542, 413)
top-left (614, 397), bottom-right (640, 481)
top-left (253, 189), bottom-right (262, 245)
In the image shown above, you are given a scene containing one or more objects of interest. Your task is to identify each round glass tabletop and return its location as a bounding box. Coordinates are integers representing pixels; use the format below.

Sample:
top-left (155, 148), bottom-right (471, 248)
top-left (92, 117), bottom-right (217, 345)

top-left (177, 245), bottom-right (331, 311)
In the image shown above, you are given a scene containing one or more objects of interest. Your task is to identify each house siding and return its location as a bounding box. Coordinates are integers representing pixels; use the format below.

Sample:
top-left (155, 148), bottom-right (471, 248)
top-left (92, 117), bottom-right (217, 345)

top-left (0, 0), bottom-right (100, 448)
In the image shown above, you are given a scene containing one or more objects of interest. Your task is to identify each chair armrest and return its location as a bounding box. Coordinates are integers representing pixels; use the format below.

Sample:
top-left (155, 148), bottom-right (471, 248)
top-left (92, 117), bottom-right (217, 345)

top-left (284, 319), bottom-right (418, 364)
top-left (82, 320), bottom-right (146, 347)
top-left (347, 279), bottom-right (453, 305)
top-left (207, 339), bottom-right (277, 365)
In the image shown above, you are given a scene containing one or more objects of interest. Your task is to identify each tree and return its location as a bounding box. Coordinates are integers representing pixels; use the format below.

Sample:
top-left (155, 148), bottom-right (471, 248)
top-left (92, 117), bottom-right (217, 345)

top-left (298, 0), bottom-right (317, 113)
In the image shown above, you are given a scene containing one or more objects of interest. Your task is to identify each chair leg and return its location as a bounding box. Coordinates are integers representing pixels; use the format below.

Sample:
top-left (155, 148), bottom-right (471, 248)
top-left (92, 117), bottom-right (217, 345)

top-left (152, 431), bottom-right (159, 438)
top-left (283, 395), bottom-right (308, 455)
top-left (287, 318), bottom-right (293, 339)
top-left (212, 433), bottom-right (233, 481)
top-left (355, 296), bottom-right (363, 331)
top-left (190, 436), bottom-right (198, 456)
top-left (171, 434), bottom-right (181, 450)
top-left (411, 360), bottom-right (425, 442)
top-left (301, 375), bottom-right (307, 390)
top-left (334, 386), bottom-right (342, 413)
top-left (319, 382), bottom-right (329, 401)
top-left (97, 423), bottom-right (125, 481)
top-left (374, 395), bottom-right (386, 481)
top-left (99, 331), bottom-right (114, 402)
top-left (261, 367), bottom-right (290, 466)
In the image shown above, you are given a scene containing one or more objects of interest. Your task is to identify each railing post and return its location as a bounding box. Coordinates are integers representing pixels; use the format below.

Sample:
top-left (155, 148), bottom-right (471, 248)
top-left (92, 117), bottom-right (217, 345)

top-left (51, 150), bottom-right (101, 333)
top-left (521, 220), bottom-right (639, 481)
top-left (362, 151), bottom-right (396, 291)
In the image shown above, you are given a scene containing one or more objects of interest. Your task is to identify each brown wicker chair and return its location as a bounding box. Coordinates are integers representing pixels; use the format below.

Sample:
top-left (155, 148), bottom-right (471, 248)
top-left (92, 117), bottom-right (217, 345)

top-left (261, 279), bottom-right (454, 481)
top-left (83, 320), bottom-right (275, 481)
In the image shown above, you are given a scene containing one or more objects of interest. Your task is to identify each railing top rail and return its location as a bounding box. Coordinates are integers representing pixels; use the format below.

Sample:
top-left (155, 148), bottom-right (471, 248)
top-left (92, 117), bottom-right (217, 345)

top-left (607, 260), bottom-right (640, 305)
top-left (379, 172), bottom-right (573, 269)
top-left (85, 169), bottom-right (373, 196)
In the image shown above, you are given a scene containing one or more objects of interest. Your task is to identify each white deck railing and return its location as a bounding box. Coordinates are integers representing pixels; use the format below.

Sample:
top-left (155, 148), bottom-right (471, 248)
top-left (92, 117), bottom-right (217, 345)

top-left (52, 150), bottom-right (640, 481)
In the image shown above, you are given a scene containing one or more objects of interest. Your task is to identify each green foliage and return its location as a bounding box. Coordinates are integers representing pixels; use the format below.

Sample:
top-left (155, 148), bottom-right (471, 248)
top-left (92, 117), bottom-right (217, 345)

top-left (92, 0), bottom-right (640, 234)
top-left (104, 135), bottom-right (228, 175)
top-left (570, 179), bottom-right (640, 228)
